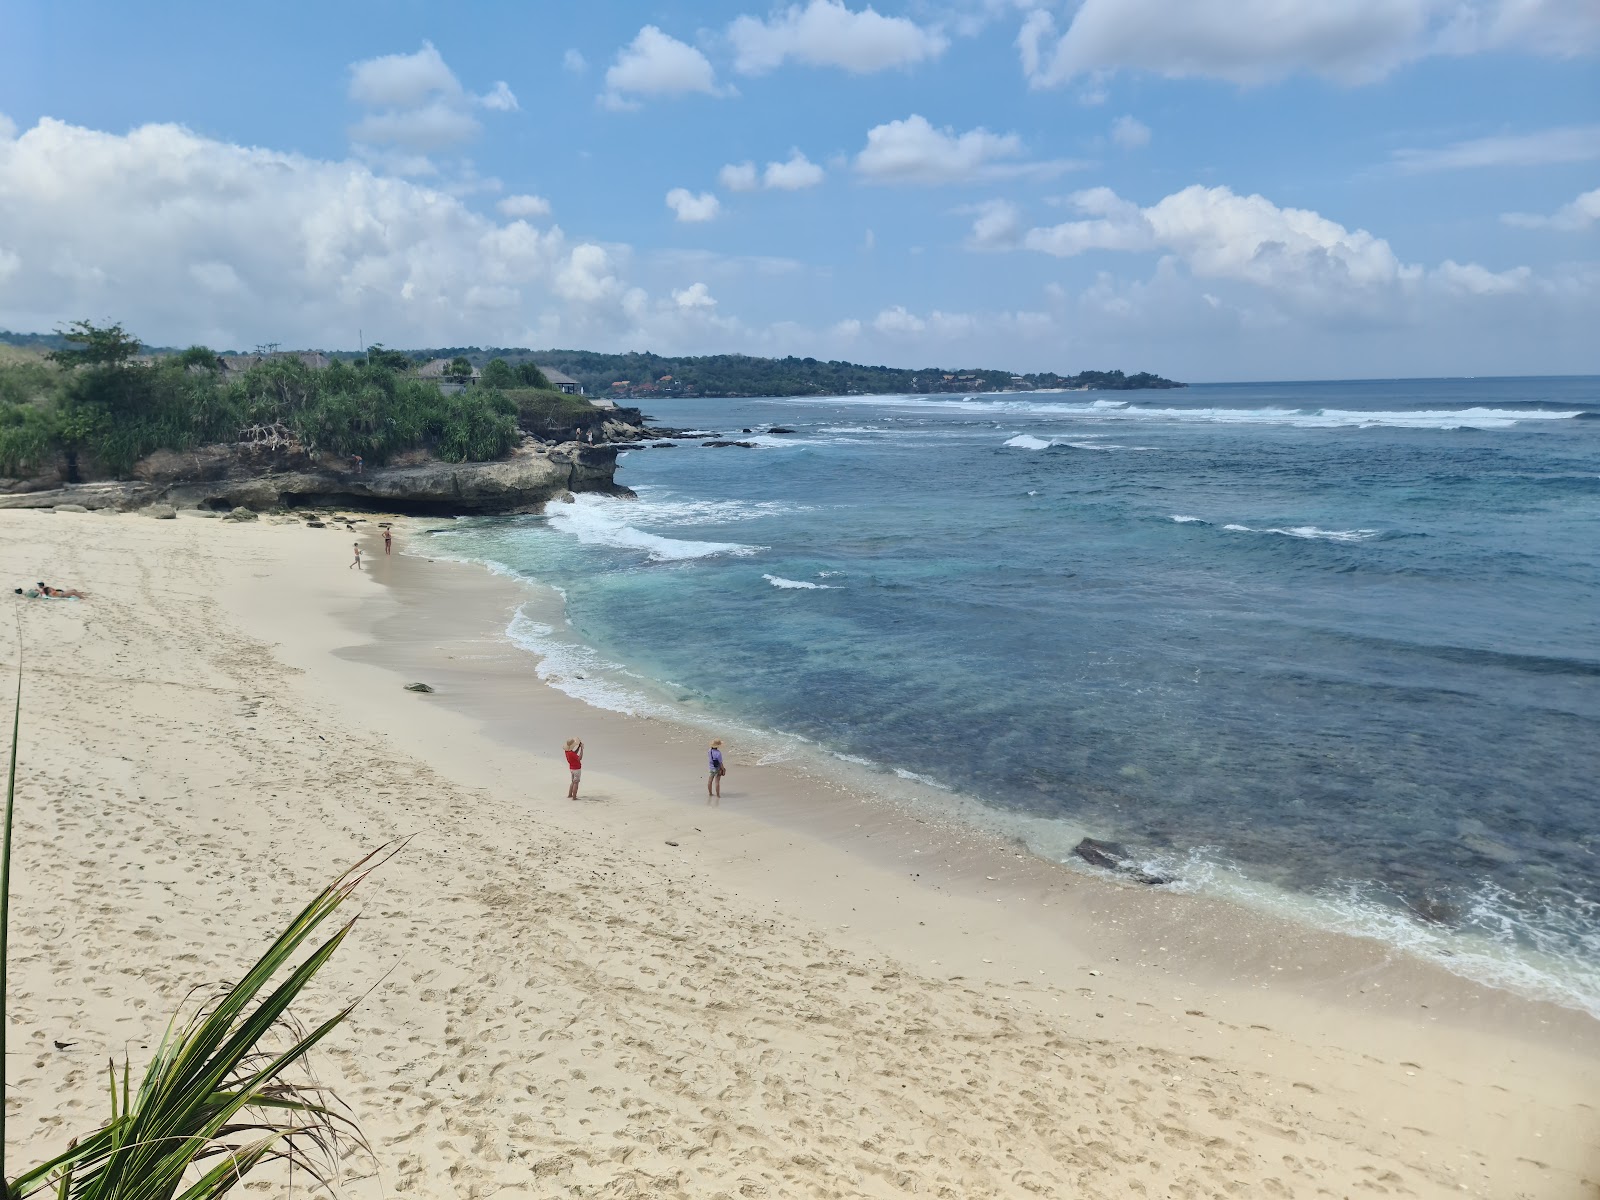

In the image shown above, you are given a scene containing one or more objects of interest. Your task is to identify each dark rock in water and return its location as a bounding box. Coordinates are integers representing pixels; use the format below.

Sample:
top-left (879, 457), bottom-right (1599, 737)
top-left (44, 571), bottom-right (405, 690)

top-left (1404, 894), bottom-right (1460, 926)
top-left (768, 427), bottom-right (796, 434)
top-left (1073, 838), bottom-right (1129, 870)
top-left (701, 440), bottom-right (758, 448)
top-left (404, 682), bottom-right (435, 693)
top-left (741, 428), bottom-right (754, 433)
top-left (1072, 837), bottom-right (1174, 886)
top-left (651, 442), bottom-right (678, 448)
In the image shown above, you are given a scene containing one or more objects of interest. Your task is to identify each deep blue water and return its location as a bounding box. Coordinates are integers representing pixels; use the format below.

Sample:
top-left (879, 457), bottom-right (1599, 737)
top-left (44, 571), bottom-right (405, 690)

top-left (425, 378), bottom-right (1600, 1014)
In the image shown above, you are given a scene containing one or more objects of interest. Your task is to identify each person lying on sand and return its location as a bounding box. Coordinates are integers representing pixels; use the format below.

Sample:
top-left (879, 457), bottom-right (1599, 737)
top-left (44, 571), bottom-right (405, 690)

top-left (20, 582), bottom-right (89, 599)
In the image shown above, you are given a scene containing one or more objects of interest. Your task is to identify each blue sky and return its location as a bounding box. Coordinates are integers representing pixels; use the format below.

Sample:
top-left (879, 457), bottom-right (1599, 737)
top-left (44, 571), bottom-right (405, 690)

top-left (1, 0), bottom-right (1596, 379)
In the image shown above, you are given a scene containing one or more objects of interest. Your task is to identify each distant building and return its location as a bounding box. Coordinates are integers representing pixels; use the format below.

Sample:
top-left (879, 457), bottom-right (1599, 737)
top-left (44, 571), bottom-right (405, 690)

top-left (414, 357), bottom-right (481, 394)
top-left (416, 357), bottom-right (480, 383)
top-left (539, 367), bottom-right (584, 395)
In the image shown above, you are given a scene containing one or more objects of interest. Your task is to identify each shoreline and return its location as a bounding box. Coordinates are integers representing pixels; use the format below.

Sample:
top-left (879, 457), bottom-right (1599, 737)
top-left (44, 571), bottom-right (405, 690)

top-left (409, 512), bottom-right (1600, 1026)
top-left (3, 508), bottom-right (1596, 1198)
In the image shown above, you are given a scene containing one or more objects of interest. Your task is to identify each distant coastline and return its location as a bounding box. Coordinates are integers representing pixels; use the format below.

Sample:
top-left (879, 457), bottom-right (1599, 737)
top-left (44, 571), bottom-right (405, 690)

top-left (0, 330), bottom-right (1185, 400)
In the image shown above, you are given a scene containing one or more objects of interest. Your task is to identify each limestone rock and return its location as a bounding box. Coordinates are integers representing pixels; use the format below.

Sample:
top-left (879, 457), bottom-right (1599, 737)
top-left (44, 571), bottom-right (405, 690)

top-left (52, 504), bottom-right (89, 513)
top-left (404, 682), bottom-right (435, 693)
top-left (222, 507), bottom-right (259, 522)
top-left (142, 504), bottom-right (178, 520)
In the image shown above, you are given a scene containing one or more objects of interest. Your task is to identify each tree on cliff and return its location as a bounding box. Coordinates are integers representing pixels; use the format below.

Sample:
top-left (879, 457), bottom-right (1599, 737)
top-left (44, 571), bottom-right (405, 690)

top-left (47, 319), bottom-right (142, 370)
top-left (480, 357), bottom-right (516, 389)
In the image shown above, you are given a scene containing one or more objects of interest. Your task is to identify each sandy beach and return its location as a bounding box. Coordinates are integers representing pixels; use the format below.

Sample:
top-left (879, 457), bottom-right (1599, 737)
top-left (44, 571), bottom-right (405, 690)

top-left (1, 508), bottom-right (1595, 1199)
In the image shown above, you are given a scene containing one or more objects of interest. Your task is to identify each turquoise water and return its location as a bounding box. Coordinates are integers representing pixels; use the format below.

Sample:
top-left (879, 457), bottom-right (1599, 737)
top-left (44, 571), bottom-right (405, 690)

top-left (423, 378), bottom-right (1600, 1015)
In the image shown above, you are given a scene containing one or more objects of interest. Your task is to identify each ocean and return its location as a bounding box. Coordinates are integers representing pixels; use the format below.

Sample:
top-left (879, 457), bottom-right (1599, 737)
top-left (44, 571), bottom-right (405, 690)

top-left (420, 377), bottom-right (1600, 1017)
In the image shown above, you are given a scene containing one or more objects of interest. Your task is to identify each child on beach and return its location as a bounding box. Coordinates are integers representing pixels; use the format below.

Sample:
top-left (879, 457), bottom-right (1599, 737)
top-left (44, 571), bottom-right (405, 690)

top-left (565, 737), bottom-right (584, 799)
top-left (707, 739), bottom-right (725, 800)
top-left (350, 543), bottom-right (362, 570)
top-left (383, 527), bottom-right (393, 555)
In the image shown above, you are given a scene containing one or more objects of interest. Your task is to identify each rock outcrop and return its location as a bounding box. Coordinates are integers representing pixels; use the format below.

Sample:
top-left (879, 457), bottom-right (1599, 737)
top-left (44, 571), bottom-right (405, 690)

top-left (0, 437), bottom-right (628, 515)
top-left (1070, 837), bottom-right (1174, 887)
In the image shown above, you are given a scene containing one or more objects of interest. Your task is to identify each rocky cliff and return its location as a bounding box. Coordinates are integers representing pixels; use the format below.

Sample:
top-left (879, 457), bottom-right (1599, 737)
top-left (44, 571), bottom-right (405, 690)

top-left (0, 435), bottom-right (629, 515)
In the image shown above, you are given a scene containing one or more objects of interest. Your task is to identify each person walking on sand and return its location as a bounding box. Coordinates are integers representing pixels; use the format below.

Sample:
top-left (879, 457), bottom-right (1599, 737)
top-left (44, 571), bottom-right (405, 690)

top-left (383, 526), bottom-right (393, 555)
top-left (565, 737), bottom-right (584, 800)
top-left (707, 738), bottom-right (726, 800)
top-left (350, 543), bottom-right (362, 570)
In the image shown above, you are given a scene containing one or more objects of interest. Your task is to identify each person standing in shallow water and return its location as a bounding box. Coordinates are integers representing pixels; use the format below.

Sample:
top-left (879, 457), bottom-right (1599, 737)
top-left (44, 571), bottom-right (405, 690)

top-left (383, 527), bottom-right (392, 555)
top-left (707, 739), bottom-right (725, 801)
top-left (565, 737), bottom-right (584, 800)
top-left (349, 543), bottom-right (362, 570)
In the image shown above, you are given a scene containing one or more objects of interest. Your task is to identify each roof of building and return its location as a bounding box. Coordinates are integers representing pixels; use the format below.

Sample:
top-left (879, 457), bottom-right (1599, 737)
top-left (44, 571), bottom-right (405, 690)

top-left (217, 351), bottom-right (331, 372)
top-left (539, 366), bottom-right (579, 386)
top-left (416, 357), bottom-right (480, 379)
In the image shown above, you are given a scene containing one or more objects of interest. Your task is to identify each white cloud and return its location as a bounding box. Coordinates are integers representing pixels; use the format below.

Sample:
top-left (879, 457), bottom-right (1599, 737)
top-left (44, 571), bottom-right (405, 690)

top-left (728, 0), bottom-right (949, 74)
top-left (763, 150), bottom-right (825, 190)
top-left (498, 194), bottom-right (552, 219)
top-left (1018, 0), bottom-right (1600, 88)
top-left (0, 116), bottom-right (684, 351)
top-left (563, 49), bottom-right (588, 74)
top-left (665, 188), bottom-right (722, 222)
top-left (346, 42), bottom-right (517, 152)
top-left (0, 246), bottom-right (23, 284)
top-left (719, 153), bottom-right (825, 192)
top-left (1392, 124), bottom-right (1600, 171)
top-left (349, 42), bottom-right (461, 109)
top-left (719, 161), bottom-right (761, 191)
top-left (350, 103), bottom-right (482, 152)
top-left (1008, 182), bottom-right (1565, 318)
top-left (479, 81), bottom-right (519, 113)
top-left (1503, 186), bottom-right (1600, 231)
top-left (967, 199), bottom-right (1024, 249)
top-left (672, 282), bottom-right (718, 309)
top-left (1110, 115), bottom-right (1151, 150)
top-left (1020, 185), bottom-right (1416, 296)
top-left (603, 26), bottom-right (721, 109)
top-left (873, 305), bottom-right (926, 334)
top-left (1432, 260), bottom-right (1532, 295)
top-left (855, 114), bottom-right (1078, 184)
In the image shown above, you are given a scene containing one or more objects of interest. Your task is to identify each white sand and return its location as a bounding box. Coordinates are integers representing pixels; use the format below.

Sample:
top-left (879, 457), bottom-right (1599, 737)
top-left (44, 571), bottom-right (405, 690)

top-left (1, 509), bottom-right (1595, 1199)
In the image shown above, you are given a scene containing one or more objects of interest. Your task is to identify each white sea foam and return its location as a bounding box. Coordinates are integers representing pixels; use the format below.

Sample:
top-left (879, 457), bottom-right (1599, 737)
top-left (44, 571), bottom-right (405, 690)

top-left (505, 608), bottom-right (670, 717)
top-left (1220, 523), bottom-right (1381, 542)
top-left (547, 494), bottom-right (762, 561)
top-left (1170, 514), bottom-right (1206, 524)
top-left (1005, 432), bottom-right (1153, 451)
top-left (763, 574), bottom-right (838, 590)
top-left (791, 395), bottom-right (1584, 429)
top-left (625, 490), bottom-right (809, 526)
top-left (893, 767), bottom-right (948, 789)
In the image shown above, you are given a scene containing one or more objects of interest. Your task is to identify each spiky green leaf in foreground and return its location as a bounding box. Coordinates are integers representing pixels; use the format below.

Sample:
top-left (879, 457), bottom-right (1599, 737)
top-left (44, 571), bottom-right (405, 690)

top-left (6, 843), bottom-right (399, 1200)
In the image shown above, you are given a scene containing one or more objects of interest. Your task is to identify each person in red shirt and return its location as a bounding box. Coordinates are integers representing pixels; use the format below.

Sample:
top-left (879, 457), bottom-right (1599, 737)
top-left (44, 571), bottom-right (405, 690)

top-left (565, 737), bottom-right (584, 800)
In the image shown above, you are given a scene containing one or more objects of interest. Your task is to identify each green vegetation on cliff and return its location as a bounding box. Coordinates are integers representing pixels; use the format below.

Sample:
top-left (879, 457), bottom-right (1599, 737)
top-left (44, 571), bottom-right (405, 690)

top-left (0, 322), bottom-right (531, 481)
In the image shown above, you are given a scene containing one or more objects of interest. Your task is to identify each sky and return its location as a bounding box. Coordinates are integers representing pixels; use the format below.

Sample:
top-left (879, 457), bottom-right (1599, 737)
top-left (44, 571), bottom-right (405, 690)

top-left (0, 1), bottom-right (1596, 381)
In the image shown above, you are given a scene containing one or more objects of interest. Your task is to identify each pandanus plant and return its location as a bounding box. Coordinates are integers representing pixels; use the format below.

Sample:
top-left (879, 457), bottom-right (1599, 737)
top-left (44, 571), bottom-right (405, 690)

top-left (2, 661), bottom-right (383, 1198)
